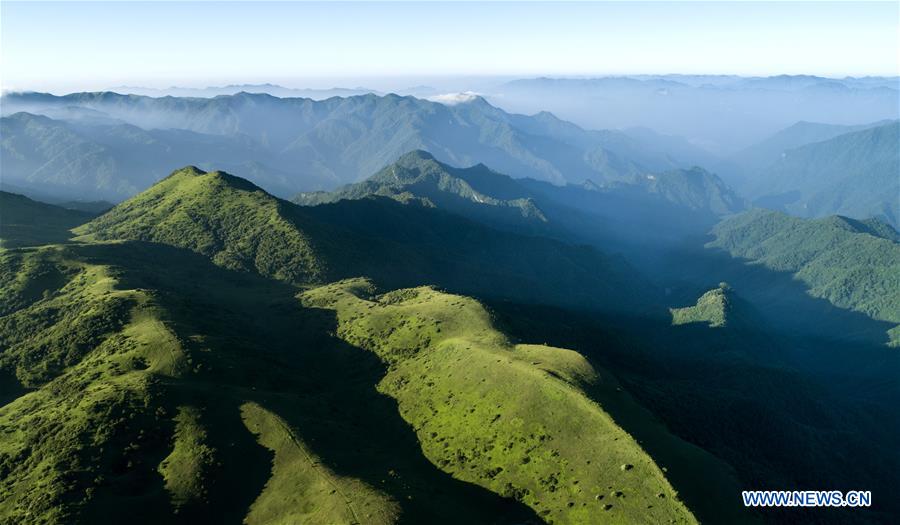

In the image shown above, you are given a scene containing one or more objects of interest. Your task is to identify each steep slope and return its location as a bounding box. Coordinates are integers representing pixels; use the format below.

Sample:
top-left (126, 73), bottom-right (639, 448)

top-left (2, 91), bottom-right (702, 201)
top-left (747, 122), bottom-right (900, 225)
top-left (709, 209), bottom-right (900, 342)
top-left (74, 167), bottom-right (330, 284)
top-left (0, 242), bottom-right (537, 525)
top-left (0, 192), bottom-right (95, 248)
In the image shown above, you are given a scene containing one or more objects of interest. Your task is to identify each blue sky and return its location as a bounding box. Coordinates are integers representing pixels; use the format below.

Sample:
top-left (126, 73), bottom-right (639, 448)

top-left (2, 1), bottom-right (898, 92)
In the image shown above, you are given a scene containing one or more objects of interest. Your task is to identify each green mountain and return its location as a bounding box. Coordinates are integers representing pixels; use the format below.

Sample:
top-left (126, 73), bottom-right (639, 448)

top-left (74, 166), bottom-right (332, 285)
top-left (709, 209), bottom-right (900, 343)
top-left (2, 92), bottom-right (708, 201)
top-left (0, 191), bottom-right (95, 248)
top-left (0, 168), bottom-right (717, 525)
top-left (297, 151), bottom-right (744, 249)
top-left (747, 122), bottom-right (899, 226)
top-left (295, 150), bottom-right (551, 232)
top-left (74, 166), bottom-right (653, 317)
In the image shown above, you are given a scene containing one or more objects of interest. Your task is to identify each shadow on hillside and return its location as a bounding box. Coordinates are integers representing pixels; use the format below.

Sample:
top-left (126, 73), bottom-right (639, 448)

top-left (73, 241), bottom-right (540, 525)
top-left (486, 296), bottom-right (900, 525)
top-left (648, 237), bottom-right (896, 350)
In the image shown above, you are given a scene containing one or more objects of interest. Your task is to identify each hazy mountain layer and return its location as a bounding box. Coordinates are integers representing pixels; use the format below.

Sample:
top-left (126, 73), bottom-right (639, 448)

top-left (747, 122), bottom-right (899, 225)
top-left (729, 119), bottom-right (893, 178)
top-left (493, 76), bottom-right (899, 152)
top-left (1, 91), bottom-right (714, 201)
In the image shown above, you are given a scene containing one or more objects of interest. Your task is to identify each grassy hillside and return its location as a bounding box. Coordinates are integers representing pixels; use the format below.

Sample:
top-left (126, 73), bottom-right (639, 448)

top-left (74, 166), bottom-right (331, 284)
top-left (710, 209), bottom-right (900, 342)
top-left (0, 191), bottom-right (95, 249)
top-left (302, 279), bottom-right (696, 524)
top-left (0, 238), bottom-right (699, 524)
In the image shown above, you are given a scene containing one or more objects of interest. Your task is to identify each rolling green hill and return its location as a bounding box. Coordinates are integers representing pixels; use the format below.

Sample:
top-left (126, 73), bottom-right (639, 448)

top-left (747, 122), bottom-right (899, 226)
top-left (709, 209), bottom-right (900, 343)
top-left (0, 173), bottom-right (712, 524)
top-left (302, 279), bottom-right (697, 524)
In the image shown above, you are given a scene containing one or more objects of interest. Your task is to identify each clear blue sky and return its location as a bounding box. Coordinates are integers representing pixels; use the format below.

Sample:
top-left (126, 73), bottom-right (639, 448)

top-left (2, 1), bottom-right (898, 92)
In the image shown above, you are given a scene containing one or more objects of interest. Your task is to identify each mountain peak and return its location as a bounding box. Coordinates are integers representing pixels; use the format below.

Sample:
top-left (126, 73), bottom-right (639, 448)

top-left (396, 149), bottom-right (437, 163)
top-left (75, 167), bottom-right (327, 284)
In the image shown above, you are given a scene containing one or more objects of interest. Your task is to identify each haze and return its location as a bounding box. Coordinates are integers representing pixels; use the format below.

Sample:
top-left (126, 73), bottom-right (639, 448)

top-left (2, 1), bottom-right (899, 93)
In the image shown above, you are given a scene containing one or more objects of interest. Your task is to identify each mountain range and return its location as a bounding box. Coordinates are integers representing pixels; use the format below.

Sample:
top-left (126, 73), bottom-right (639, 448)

top-left (296, 150), bottom-right (745, 249)
top-left (1, 91), bottom-right (712, 202)
top-left (3, 89), bottom-right (895, 230)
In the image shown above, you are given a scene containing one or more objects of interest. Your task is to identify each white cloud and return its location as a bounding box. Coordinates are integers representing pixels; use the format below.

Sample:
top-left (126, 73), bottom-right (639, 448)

top-left (426, 91), bottom-right (481, 105)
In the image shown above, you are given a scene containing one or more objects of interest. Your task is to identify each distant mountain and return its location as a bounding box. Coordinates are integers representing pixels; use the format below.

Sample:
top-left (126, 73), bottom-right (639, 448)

top-left (1, 91), bottom-right (713, 201)
top-left (105, 84), bottom-right (379, 99)
top-left (298, 151), bottom-right (744, 249)
top-left (295, 150), bottom-right (551, 233)
top-left (730, 119), bottom-right (894, 178)
top-left (747, 122), bottom-right (899, 225)
top-left (492, 76), bottom-right (899, 152)
top-left (621, 167), bottom-right (745, 216)
top-left (709, 209), bottom-right (900, 343)
top-left (0, 191), bottom-right (95, 248)
top-left (0, 112), bottom-right (301, 200)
